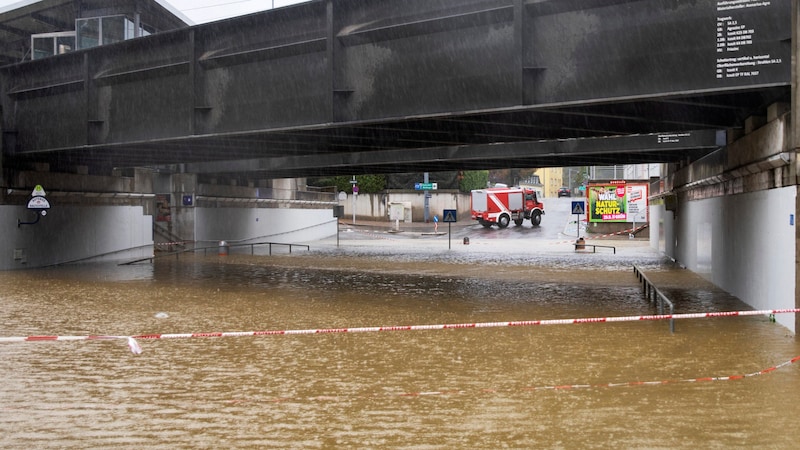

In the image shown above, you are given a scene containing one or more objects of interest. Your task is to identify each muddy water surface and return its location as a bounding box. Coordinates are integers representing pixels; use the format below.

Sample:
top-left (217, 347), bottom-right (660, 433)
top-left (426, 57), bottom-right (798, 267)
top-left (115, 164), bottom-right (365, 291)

top-left (1, 241), bottom-right (798, 448)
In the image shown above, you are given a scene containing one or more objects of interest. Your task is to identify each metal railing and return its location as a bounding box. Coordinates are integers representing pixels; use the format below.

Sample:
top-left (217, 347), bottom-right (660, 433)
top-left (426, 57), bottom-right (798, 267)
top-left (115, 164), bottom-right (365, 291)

top-left (633, 265), bottom-right (675, 333)
top-left (119, 241), bottom-right (310, 265)
top-left (207, 241), bottom-right (310, 256)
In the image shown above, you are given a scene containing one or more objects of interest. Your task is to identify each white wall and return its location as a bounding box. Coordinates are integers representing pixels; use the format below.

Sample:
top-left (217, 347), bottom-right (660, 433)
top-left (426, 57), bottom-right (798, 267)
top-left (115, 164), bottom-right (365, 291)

top-left (653, 187), bottom-right (796, 333)
top-left (648, 202), bottom-right (675, 256)
top-left (338, 191), bottom-right (471, 222)
top-left (194, 207), bottom-right (337, 244)
top-left (0, 205), bottom-right (153, 270)
top-left (1, 205), bottom-right (340, 269)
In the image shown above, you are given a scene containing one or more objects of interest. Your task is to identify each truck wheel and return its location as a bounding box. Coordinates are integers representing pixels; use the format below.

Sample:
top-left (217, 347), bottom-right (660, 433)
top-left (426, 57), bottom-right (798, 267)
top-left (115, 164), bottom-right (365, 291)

top-left (530, 210), bottom-right (542, 226)
top-left (497, 214), bottom-right (510, 228)
top-left (514, 218), bottom-right (524, 226)
top-left (480, 220), bottom-right (492, 228)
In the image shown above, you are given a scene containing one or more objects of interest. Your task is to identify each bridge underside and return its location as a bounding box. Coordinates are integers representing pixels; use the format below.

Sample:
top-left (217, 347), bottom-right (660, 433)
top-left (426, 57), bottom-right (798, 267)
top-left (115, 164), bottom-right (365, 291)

top-left (0, 0), bottom-right (792, 178)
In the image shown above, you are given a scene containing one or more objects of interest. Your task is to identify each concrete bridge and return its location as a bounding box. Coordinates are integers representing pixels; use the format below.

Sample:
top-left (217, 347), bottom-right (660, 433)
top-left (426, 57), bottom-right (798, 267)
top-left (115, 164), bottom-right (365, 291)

top-left (0, 0), bottom-right (798, 332)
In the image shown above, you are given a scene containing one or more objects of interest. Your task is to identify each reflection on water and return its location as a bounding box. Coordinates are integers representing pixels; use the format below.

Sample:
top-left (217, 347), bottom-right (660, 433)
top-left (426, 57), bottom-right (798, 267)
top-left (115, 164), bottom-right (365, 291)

top-left (1, 249), bottom-right (798, 449)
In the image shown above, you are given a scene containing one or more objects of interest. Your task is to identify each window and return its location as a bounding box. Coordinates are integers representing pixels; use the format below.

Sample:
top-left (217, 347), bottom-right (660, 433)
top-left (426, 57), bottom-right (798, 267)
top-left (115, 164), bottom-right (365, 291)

top-left (77, 17), bottom-right (100, 49)
top-left (32, 36), bottom-right (53, 60)
top-left (31, 32), bottom-right (76, 60)
top-left (102, 16), bottom-right (127, 45)
top-left (76, 15), bottom-right (142, 50)
top-left (34, 14), bottom-right (153, 58)
top-left (56, 36), bottom-right (74, 55)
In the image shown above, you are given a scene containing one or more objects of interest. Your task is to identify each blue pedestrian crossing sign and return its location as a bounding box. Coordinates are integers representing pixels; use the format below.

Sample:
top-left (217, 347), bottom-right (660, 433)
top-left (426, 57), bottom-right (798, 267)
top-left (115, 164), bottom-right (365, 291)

top-left (442, 209), bottom-right (457, 223)
top-left (571, 201), bottom-right (586, 215)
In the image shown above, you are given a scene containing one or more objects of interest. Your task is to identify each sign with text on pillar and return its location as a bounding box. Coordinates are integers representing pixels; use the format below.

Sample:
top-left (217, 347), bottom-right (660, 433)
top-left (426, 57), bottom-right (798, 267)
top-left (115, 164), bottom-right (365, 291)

top-left (18, 184), bottom-right (50, 227)
top-left (27, 185), bottom-right (50, 212)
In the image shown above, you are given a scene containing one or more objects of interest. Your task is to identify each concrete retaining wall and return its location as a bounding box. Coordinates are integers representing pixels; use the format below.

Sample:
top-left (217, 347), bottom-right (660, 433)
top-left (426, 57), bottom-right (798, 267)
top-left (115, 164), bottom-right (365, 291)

top-left (339, 190), bottom-right (471, 222)
top-left (0, 205), bottom-right (153, 270)
top-left (651, 187), bottom-right (796, 333)
top-left (1, 204), bottom-right (338, 269)
top-left (194, 207), bottom-right (337, 244)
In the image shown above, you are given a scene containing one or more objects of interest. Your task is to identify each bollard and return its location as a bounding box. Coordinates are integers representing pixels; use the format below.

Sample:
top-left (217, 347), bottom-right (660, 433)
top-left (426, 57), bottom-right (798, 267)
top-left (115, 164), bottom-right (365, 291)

top-left (218, 240), bottom-right (229, 256)
top-left (463, 237), bottom-right (470, 245)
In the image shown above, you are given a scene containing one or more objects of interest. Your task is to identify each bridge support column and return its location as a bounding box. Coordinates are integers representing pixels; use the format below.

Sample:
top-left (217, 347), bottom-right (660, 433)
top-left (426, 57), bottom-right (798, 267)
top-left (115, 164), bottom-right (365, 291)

top-left (171, 173), bottom-right (198, 243)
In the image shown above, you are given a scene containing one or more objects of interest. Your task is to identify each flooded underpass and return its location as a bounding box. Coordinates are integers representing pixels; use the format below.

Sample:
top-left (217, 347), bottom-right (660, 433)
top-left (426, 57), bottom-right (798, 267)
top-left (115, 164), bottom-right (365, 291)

top-left (1, 233), bottom-right (799, 449)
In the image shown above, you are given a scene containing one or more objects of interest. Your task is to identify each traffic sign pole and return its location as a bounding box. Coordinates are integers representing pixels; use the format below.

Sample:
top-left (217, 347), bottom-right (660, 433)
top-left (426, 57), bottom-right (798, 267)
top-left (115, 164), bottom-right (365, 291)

top-left (449, 222), bottom-right (451, 249)
top-left (571, 201), bottom-right (586, 239)
top-left (442, 209), bottom-right (457, 250)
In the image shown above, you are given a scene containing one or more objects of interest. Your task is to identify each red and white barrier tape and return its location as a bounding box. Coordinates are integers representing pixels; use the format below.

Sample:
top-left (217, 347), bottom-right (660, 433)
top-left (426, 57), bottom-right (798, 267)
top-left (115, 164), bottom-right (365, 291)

top-left (0, 308), bottom-right (797, 355)
top-left (590, 224), bottom-right (648, 239)
top-left (555, 225), bottom-right (649, 245)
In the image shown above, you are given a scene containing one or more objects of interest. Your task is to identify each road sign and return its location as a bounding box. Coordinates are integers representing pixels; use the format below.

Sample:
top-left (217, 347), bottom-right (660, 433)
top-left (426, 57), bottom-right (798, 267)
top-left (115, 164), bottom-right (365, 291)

top-left (414, 182), bottom-right (438, 190)
top-left (26, 184), bottom-right (50, 210)
top-left (571, 201), bottom-right (586, 215)
top-left (442, 209), bottom-right (457, 223)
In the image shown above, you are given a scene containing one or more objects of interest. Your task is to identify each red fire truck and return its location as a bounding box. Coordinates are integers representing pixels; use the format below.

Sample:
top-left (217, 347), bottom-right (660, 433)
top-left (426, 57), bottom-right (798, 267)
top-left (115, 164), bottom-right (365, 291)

top-left (471, 186), bottom-right (545, 228)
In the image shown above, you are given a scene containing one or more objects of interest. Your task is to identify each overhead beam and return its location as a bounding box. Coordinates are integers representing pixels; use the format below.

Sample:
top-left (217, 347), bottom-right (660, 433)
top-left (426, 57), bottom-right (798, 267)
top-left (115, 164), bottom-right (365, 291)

top-left (184, 130), bottom-right (724, 176)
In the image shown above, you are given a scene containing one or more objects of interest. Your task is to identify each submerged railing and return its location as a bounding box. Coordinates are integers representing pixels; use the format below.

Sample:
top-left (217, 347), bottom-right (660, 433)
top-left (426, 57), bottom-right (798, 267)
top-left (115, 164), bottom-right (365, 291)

top-left (633, 265), bottom-right (675, 334)
top-left (207, 241), bottom-right (310, 256)
top-left (120, 241), bottom-right (310, 265)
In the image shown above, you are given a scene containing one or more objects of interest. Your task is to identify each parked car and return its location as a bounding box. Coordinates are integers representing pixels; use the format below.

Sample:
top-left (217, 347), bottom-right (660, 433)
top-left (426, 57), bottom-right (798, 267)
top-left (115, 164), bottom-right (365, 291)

top-left (557, 186), bottom-right (571, 197)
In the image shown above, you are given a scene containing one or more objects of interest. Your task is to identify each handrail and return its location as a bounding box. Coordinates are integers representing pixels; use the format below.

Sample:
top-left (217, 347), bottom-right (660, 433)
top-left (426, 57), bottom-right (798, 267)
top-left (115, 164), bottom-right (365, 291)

top-left (210, 241), bottom-right (310, 256)
top-left (633, 265), bottom-right (675, 333)
top-left (119, 241), bottom-right (310, 265)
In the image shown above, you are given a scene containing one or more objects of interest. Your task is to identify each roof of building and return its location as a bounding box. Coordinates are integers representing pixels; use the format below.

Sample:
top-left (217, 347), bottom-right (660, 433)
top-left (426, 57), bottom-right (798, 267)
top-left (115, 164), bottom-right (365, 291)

top-left (0, 0), bottom-right (191, 65)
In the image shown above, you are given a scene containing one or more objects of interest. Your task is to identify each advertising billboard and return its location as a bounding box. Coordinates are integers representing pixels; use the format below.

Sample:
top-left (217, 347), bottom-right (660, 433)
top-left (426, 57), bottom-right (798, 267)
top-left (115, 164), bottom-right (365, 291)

top-left (587, 181), bottom-right (648, 223)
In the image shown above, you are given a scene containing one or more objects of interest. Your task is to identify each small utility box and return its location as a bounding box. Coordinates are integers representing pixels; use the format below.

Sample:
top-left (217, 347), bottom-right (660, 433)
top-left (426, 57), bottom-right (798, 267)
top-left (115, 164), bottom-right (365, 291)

top-left (388, 202), bottom-right (412, 231)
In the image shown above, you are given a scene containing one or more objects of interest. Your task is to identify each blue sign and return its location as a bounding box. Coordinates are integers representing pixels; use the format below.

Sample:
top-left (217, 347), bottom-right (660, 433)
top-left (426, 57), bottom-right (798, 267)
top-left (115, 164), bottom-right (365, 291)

top-left (442, 209), bottom-right (457, 223)
top-left (571, 201), bottom-right (586, 215)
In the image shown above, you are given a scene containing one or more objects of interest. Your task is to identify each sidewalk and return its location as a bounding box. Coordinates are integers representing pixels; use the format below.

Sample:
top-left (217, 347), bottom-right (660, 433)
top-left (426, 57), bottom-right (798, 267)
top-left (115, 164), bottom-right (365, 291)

top-left (338, 217), bottom-right (472, 234)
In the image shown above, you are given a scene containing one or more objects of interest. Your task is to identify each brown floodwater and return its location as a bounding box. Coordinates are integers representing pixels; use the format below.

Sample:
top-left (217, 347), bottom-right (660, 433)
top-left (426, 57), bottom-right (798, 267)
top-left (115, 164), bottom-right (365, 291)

top-left (1, 242), bottom-right (798, 449)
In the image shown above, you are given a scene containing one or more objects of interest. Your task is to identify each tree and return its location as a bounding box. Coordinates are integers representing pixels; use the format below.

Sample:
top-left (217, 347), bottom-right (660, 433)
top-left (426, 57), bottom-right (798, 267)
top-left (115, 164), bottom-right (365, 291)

top-left (311, 171), bottom-right (486, 193)
top-left (385, 172), bottom-right (460, 189)
top-left (315, 175), bottom-right (386, 193)
top-left (354, 174), bottom-right (386, 193)
top-left (459, 170), bottom-right (488, 192)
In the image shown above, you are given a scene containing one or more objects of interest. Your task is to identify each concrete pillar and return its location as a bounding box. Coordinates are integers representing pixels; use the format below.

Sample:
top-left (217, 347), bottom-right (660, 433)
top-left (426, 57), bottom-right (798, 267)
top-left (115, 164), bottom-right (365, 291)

top-left (172, 173), bottom-right (197, 242)
top-left (133, 168), bottom-right (154, 193)
top-left (272, 178), bottom-right (296, 200)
